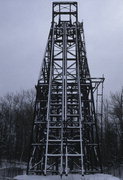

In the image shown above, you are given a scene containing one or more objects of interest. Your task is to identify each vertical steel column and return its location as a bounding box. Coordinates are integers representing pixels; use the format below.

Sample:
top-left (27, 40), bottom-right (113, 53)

top-left (60, 23), bottom-right (64, 175)
top-left (63, 22), bottom-right (68, 175)
top-left (44, 24), bottom-right (55, 175)
top-left (60, 22), bottom-right (67, 175)
top-left (75, 23), bottom-right (84, 176)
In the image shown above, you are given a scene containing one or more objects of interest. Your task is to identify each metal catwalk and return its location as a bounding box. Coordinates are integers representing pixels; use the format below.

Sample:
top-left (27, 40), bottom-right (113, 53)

top-left (27, 2), bottom-right (104, 176)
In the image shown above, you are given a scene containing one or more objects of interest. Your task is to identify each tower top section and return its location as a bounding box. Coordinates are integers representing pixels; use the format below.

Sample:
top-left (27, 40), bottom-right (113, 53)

top-left (52, 1), bottom-right (78, 24)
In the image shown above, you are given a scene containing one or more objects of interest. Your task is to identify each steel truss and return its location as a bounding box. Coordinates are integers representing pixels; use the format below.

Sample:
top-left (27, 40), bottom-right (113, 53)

top-left (27, 2), bottom-right (104, 176)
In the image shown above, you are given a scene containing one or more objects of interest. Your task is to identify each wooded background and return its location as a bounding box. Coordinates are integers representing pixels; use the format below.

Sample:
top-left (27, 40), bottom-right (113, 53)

top-left (0, 88), bottom-right (123, 168)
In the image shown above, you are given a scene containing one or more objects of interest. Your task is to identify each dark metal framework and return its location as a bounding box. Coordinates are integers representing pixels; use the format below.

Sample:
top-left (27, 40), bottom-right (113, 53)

top-left (27, 2), bottom-right (104, 176)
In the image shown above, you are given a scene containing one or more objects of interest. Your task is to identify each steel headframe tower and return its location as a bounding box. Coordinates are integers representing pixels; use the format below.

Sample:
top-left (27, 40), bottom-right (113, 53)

top-left (27, 2), bottom-right (104, 176)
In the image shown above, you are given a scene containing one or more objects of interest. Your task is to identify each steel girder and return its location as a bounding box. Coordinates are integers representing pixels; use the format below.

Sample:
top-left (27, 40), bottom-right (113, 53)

top-left (27, 2), bottom-right (104, 176)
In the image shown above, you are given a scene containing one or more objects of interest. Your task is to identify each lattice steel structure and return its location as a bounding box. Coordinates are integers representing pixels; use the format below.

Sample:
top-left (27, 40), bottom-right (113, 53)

top-left (27, 2), bottom-right (104, 176)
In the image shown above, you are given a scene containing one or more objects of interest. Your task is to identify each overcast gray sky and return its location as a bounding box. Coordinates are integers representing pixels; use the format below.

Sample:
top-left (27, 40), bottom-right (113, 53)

top-left (0, 0), bottom-right (123, 97)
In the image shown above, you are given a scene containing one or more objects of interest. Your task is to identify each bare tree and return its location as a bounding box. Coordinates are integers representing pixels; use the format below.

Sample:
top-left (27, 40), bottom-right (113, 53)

top-left (0, 89), bottom-right (35, 162)
top-left (102, 88), bottom-right (123, 166)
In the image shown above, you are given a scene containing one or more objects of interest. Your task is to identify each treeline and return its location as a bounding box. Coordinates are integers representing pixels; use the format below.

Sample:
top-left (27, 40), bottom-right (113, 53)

top-left (0, 88), bottom-right (123, 166)
top-left (0, 89), bottom-right (35, 162)
top-left (102, 88), bottom-right (123, 166)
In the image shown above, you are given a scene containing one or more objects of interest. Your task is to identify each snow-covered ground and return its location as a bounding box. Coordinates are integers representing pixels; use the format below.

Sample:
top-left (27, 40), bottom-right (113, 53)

top-left (14, 174), bottom-right (121, 180)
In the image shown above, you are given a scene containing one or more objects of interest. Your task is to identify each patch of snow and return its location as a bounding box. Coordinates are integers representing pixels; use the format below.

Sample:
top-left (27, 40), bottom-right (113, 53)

top-left (14, 174), bottom-right (121, 180)
top-left (0, 159), bottom-right (27, 169)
